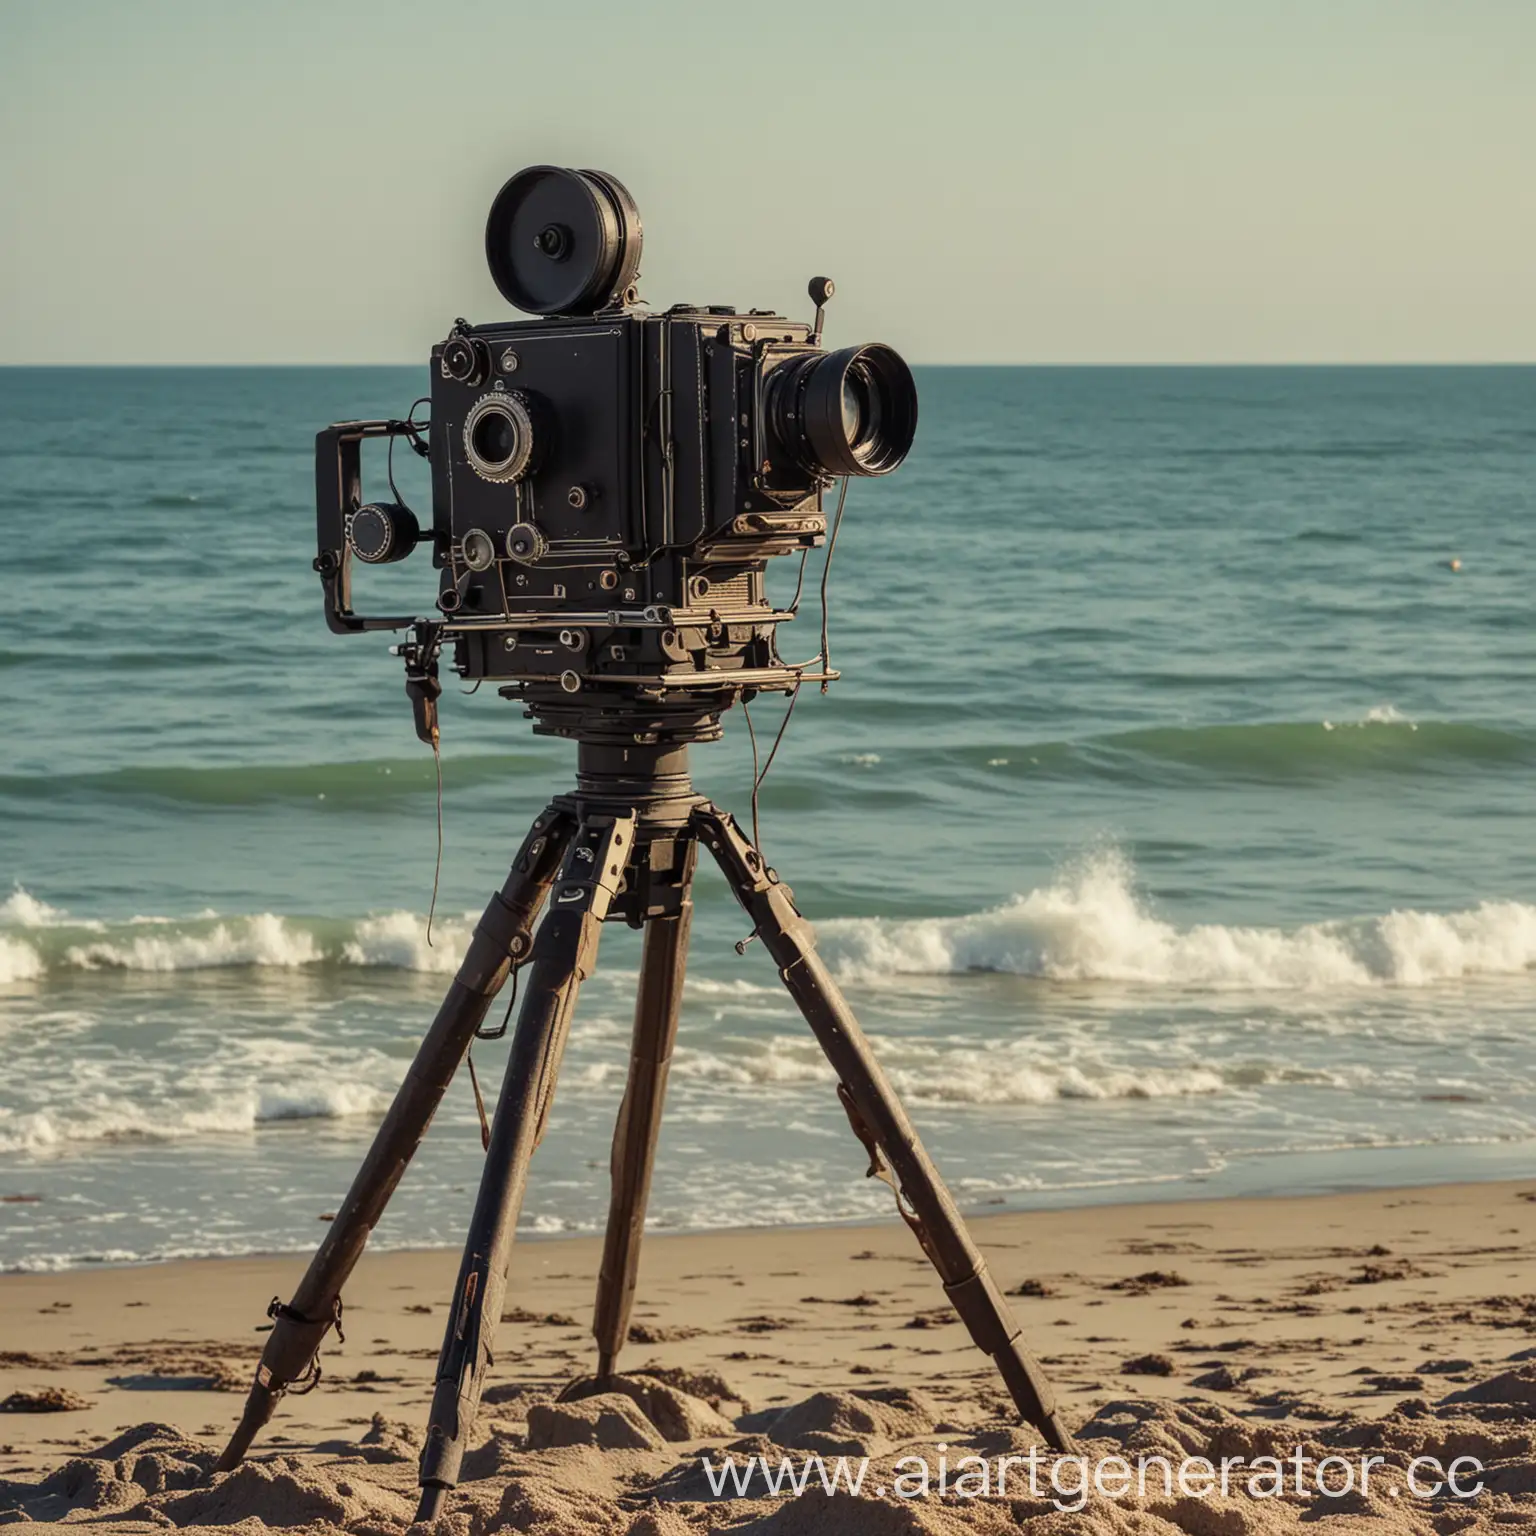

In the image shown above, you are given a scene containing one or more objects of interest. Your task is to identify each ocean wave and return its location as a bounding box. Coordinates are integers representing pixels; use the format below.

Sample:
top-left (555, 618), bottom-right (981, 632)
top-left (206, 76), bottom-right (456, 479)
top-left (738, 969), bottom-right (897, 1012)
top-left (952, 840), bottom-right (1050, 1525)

top-left (0, 752), bottom-right (544, 807)
top-left (0, 936), bottom-right (44, 984)
top-left (340, 911), bottom-right (475, 974)
top-left (63, 913), bottom-right (326, 972)
top-left (1080, 713), bottom-right (1534, 783)
top-left (910, 709), bottom-right (1533, 787)
top-left (0, 892), bottom-right (470, 979)
top-left (819, 850), bottom-right (1536, 990)
top-left (0, 1080), bottom-right (392, 1155)
top-left (671, 1033), bottom-right (1230, 1105)
top-left (7, 860), bottom-right (1536, 993)
top-left (1, 713), bottom-right (1528, 812)
top-left (1, 887), bottom-right (70, 927)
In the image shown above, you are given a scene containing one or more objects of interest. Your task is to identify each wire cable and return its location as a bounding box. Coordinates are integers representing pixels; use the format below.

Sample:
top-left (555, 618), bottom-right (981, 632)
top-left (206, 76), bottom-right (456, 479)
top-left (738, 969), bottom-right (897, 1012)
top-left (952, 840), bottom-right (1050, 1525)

top-left (787, 546), bottom-right (811, 614)
top-left (741, 478), bottom-right (847, 852)
top-left (756, 682), bottom-right (803, 795)
top-left (743, 700), bottom-right (762, 853)
top-left (817, 477), bottom-right (850, 692)
top-left (425, 739), bottom-right (443, 947)
top-left (386, 398), bottom-right (431, 509)
top-left (742, 682), bottom-right (804, 857)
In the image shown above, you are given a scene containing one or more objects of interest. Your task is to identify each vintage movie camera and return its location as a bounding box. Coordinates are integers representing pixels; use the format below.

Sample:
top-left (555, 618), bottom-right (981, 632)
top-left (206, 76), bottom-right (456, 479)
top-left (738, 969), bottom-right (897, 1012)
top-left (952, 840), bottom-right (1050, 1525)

top-left (315, 166), bottom-right (916, 743)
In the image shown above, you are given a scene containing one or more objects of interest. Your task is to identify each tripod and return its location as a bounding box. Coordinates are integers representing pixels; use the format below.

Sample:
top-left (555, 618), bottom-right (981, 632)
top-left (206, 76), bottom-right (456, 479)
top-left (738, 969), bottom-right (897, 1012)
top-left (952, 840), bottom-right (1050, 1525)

top-left (218, 740), bottom-right (1072, 1518)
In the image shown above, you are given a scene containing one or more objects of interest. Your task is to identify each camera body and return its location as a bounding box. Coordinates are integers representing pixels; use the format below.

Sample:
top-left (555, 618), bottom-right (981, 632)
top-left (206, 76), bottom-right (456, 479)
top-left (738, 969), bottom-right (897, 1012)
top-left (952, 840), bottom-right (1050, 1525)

top-left (314, 166), bottom-right (916, 743)
top-left (429, 306), bottom-right (826, 695)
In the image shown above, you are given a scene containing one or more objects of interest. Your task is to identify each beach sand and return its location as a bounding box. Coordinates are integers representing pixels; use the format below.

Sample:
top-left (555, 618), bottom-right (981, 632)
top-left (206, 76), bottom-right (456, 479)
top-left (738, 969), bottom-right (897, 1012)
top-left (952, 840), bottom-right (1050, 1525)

top-left (3, 1178), bottom-right (1533, 1532)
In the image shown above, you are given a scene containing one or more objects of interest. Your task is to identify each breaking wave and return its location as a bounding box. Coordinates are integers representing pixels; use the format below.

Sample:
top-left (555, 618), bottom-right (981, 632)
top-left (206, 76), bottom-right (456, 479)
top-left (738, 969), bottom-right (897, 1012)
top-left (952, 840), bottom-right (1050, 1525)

top-left (818, 851), bottom-right (1536, 990)
top-left (6, 856), bottom-right (1536, 993)
top-left (0, 1080), bottom-right (393, 1156)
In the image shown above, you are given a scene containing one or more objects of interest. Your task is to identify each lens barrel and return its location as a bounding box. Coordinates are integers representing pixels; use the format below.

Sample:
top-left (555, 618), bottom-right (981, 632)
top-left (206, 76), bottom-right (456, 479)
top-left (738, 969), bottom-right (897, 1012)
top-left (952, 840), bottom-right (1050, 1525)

top-left (766, 344), bottom-right (917, 478)
top-left (462, 391), bottom-right (539, 483)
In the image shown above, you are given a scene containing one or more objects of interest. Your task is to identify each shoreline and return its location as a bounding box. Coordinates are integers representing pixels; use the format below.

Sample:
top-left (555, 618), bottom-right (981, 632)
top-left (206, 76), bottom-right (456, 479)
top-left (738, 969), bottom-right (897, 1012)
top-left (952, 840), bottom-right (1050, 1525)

top-left (6, 1137), bottom-right (1533, 1277)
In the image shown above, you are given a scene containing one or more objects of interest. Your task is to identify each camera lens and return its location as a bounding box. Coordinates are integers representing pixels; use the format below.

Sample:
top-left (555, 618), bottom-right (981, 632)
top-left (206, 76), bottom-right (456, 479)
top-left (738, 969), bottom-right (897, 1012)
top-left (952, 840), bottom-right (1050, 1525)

top-left (463, 391), bottom-right (538, 483)
top-left (473, 411), bottom-right (517, 465)
top-left (766, 343), bottom-right (917, 478)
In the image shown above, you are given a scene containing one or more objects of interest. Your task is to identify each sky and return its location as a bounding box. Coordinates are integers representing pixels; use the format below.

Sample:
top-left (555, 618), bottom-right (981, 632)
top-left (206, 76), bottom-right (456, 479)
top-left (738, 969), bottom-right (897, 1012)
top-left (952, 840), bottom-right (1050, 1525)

top-left (1, 0), bottom-right (1533, 365)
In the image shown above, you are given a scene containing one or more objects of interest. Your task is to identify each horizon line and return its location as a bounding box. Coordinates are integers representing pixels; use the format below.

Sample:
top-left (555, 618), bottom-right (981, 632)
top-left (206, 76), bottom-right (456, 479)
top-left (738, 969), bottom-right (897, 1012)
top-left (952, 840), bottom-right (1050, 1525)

top-left (2, 360), bottom-right (1535, 371)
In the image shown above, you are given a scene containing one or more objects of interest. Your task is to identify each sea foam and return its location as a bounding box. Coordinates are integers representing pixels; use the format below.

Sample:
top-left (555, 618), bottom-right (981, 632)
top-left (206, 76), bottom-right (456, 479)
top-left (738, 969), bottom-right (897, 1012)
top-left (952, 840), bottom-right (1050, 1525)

top-left (819, 850), bottom-right (1536, 990)
top-left (340, 910), bottom-right (474, 974)
top-left (0, 935), bottom-right (43, 984)
top-left (5, 861), bottom-right (1535, 992)
top-left (0, 1079), bottom-right (393, 1156)
top-left (671, 1031), bottom-right (1230, 1105)
top-left (64, 914), bottom-right (324, 972)
top-left (1, 886), bottom-right (69, 926)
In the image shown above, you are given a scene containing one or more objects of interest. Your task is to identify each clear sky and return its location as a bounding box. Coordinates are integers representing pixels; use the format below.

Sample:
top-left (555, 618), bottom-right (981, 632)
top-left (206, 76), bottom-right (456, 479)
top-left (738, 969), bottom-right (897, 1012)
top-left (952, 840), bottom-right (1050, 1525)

top-left (1, 0), bottom-right (1533, 364)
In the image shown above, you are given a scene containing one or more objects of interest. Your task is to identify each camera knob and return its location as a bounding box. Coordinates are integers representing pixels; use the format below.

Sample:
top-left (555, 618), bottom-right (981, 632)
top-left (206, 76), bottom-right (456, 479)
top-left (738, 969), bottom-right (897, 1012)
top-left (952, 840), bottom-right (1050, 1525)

top-left (348, 502), bottom-right (419, 564)
top-left (442, 334), bottom-right (490, 386)
top-left (505, 521), bottom-right (547, 564)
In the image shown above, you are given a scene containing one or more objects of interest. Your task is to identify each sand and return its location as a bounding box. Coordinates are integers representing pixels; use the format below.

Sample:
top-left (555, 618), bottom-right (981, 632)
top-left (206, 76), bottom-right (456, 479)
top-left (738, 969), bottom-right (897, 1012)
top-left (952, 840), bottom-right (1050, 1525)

top-left (2, 1179), bottom-right (1533, 1532)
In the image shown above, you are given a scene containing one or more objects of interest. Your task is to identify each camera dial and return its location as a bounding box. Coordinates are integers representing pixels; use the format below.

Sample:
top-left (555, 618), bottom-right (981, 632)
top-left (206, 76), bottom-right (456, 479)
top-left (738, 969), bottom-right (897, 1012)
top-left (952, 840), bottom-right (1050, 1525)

top-left (347, 502), bottom-right (419, 565)
top-left (505, 522), bottom-right (547, 564)
top-left (461, 529), bottom-right (497, 572)
top-left (442, 333), bottom-right (490, 387)
top-left (463, 391), bottom-right (539, 483)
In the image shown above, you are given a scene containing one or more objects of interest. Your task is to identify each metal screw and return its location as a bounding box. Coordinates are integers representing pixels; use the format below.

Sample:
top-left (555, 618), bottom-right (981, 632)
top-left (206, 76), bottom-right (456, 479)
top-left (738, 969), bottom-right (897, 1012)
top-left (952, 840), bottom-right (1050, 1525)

top-left (500, 349), bottom-right (519, 372)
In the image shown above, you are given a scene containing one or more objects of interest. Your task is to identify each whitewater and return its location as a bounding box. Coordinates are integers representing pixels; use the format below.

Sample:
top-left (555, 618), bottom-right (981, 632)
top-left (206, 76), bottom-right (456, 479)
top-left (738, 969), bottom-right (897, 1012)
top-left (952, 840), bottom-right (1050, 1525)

top-left (7, 852), bottom-right (1536, 990)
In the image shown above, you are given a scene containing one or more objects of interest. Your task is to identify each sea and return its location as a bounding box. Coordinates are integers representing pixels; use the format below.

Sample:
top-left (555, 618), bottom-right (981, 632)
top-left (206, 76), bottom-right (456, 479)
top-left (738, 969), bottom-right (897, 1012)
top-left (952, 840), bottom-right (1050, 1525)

top-left (2, 364), bottom-right (1534, 1274)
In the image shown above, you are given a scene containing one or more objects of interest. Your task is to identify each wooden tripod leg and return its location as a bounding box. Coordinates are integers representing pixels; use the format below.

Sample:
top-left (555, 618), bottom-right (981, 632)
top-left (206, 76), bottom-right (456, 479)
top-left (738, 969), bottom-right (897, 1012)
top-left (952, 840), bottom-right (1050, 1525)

top-left (415, 811), bottom-right (634, 1523)
top-left (694, 803), bottom-right (1075, 1453)
top-left (216, 805), bottom-right (573, 1473)
top-left (591, 847), bottom-right (696, 1380)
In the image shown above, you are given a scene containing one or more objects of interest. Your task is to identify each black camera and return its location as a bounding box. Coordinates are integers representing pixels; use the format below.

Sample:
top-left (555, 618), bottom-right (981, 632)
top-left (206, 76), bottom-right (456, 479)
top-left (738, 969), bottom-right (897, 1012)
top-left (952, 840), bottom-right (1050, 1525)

top-left (315, 166), bottom-right (917, 744)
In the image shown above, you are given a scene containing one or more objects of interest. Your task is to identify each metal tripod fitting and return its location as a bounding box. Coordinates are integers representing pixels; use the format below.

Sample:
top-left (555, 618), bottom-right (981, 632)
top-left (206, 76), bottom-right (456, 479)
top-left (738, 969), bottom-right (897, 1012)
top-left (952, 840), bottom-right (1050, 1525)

top-left (215, 806), bottom-right (572, 1473)
top-left (692, 801), bottom-right (1076, 1453)
top-left (414, 811), bottom-right (634, 1522)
